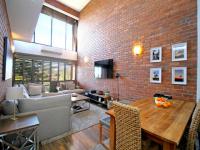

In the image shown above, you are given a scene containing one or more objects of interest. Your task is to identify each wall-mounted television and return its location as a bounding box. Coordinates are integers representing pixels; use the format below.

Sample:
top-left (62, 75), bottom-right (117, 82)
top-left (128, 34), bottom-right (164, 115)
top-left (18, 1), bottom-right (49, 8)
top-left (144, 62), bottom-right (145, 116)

top-left (94, 59), bottom-right (113, 79)
top-left (2, 37), bottom-right (13, 80)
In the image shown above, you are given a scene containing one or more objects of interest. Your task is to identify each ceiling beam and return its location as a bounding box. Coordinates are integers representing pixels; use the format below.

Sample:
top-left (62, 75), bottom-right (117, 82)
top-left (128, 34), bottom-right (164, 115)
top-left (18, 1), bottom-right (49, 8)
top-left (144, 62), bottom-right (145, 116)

top-left (45, 0), bottom-right (79, 19)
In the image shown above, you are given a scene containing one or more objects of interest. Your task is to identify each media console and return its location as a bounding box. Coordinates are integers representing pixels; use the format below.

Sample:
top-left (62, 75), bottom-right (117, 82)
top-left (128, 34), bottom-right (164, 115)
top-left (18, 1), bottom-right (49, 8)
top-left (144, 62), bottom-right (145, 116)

top-left (85, 92), bottom-right (111, 109)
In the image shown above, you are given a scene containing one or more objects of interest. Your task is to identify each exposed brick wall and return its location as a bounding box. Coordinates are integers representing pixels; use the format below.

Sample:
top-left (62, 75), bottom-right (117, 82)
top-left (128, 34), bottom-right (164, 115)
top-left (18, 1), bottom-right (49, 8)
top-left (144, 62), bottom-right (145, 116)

top-left (0, 0), bottom-right (12, 102)
top-left (77, 0), bottom-right (197, 101)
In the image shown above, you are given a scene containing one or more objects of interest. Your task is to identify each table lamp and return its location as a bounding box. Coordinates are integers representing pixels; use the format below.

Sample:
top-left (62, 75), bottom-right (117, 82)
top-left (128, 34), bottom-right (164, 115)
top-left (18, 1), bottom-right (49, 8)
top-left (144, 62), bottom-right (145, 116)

top-left (6, 87), bottom-right (23, 120)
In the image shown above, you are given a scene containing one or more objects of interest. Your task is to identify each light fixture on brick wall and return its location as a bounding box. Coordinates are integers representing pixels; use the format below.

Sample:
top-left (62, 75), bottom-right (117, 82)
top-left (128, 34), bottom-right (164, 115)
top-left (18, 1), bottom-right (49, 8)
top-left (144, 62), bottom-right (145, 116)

top-left (132, 43), bottom-right (142, 55)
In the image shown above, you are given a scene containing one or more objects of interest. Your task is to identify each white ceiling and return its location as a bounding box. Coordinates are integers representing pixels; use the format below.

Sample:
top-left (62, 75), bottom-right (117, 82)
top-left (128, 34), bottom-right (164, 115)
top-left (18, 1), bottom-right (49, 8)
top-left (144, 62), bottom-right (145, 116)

top-left (57, 0), bottom-right (91, 12)
top-left (6, 0), bottom-right (44, 42)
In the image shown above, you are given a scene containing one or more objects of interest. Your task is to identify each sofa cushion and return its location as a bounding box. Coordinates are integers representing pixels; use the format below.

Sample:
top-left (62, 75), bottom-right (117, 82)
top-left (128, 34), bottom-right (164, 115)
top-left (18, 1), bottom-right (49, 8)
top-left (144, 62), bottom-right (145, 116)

top-left (1, 100), bottom-right (19, 115)
top-left (19, 84), bottom-right (30, 98)
top-left (66, 81), bottom-right (75, 90)
top-left (18, 94), bottom-right (71, 113)
top-left (28, 84), bottom-right (42, 96)
top-left (28, 83), bottom-right (45, 93)
top-left (60, 89), bottom-right (85, 94)
top-left (60, 83), bottom-right (66, 90)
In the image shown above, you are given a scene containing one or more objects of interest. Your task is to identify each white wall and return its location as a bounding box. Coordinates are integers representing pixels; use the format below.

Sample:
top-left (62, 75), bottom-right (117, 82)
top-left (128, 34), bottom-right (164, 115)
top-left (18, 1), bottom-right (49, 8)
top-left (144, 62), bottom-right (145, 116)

top-left (14, 40), bottom-right (77, 61)
top-left (197, 0), bottom-right (200, 102)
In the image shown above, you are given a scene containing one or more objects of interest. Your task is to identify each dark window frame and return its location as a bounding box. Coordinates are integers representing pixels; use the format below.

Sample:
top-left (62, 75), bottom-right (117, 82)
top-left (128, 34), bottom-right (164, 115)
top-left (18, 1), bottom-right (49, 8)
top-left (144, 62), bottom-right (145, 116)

top-left (33, 6), bottom-right (78, 52)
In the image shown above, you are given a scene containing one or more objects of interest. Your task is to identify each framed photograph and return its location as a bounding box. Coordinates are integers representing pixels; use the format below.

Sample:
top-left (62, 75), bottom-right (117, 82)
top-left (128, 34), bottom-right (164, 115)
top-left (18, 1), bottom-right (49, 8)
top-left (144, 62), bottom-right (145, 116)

top-left (150, 68), bottom-right (162, 83)
top-left (150, 47), bottom-right (162, 62)
top-left (172, 67), bottom-right (187, 85)
top-left (172, 42), bottom-right (187, 61)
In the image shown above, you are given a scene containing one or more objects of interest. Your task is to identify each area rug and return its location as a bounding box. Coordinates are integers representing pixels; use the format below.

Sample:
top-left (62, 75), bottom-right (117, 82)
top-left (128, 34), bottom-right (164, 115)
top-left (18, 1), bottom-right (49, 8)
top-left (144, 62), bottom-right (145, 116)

top-left (71, 103), bottom-right (109, 133)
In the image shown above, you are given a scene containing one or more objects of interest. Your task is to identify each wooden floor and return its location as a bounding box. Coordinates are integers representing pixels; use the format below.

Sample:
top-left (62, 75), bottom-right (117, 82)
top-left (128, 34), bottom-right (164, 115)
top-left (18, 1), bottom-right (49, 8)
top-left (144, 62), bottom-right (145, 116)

top-left (40, 124), bottom-right (109, 150)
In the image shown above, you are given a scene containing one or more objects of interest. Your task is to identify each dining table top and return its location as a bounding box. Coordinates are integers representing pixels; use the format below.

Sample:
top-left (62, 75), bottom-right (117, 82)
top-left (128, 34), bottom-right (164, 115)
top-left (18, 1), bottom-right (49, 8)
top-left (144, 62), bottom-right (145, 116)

top-left (106, 98), bottom-right (196, 145)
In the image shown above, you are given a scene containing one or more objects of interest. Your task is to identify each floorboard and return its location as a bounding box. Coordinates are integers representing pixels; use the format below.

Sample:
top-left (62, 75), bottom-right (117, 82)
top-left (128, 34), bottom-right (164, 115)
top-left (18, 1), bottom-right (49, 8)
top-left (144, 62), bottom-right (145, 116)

top-left (40, 124), bottom-right (109, 150)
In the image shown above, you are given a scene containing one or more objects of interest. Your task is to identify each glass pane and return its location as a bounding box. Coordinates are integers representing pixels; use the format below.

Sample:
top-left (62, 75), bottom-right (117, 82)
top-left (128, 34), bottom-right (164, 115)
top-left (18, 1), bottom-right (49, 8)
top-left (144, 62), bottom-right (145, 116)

top-left (23, 59), bottom-right (32, 83)
top-left (52, 18), bottom-right (66, 49)
top-left (59, 62), bottom-right (65, 81)
top-left (66, 23), bottom-right (73, 51)
top-left (14, 58), bottom-right (23, 83)
top-left (35, 13), bottom-right (51, 45)
top-left (72, 65), bottom-right (76, 80)
top-left (43, 82), bottom-right (50, 92)
top-left (65, 64), bottom-right (71, 80)
top-left (43, 61), bottom-right (50, 81)
top-left (51, 62), bottom-right (58, 81)
top-left (33, 60), bottom-right (42, 82)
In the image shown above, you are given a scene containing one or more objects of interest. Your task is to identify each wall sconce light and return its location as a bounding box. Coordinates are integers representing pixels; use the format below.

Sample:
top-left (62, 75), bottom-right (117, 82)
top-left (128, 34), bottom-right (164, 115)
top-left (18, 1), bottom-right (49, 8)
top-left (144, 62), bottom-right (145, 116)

top-left (84, 56), bottom-right (89, 63)
top-left (132, 44), bottom-right (142, 55)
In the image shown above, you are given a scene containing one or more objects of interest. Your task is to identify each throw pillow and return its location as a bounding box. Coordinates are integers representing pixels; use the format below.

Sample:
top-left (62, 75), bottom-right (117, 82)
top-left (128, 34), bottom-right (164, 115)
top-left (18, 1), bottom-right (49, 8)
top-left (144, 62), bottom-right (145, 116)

top-left (60, 83), bottom-right (66, 90)
top-left (28, 83), bottom-right (45, 93)
top-left (66, 81), bottom-right (75, 90)
top-left (1, 100), bottom-right (19, 115)
top-left (19, 84), bottom-right (30, 98)
top-left (28, 85), bottom-right (42, 96)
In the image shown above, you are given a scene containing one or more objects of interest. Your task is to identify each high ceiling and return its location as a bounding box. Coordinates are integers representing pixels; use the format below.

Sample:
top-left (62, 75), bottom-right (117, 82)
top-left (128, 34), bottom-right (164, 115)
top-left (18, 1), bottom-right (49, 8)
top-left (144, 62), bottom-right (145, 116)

top-left (57, 0), bottom-right (91, 12)
top-left (6, 0), bottom-right (43, 42)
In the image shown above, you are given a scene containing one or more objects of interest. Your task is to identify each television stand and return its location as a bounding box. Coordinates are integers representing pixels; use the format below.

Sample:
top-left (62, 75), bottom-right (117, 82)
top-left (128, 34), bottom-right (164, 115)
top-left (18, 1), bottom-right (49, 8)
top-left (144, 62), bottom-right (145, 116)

top-left (85, 92), bottom-right (111, 109)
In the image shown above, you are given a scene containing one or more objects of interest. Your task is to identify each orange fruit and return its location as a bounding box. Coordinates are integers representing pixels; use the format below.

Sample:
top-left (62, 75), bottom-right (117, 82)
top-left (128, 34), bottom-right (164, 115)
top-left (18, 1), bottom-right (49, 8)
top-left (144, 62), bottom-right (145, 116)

top-left (156, 103), bottom-right (162, 107)
top-left (163, 102), bottom-right (169, 108)
top-left (167, 102), bottom-right (172, 106)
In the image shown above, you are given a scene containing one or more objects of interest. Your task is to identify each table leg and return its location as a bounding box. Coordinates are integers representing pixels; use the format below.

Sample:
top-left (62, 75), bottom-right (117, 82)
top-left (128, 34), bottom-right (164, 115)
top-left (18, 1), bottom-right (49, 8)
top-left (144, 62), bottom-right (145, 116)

top-left (109, 116), bottom-right (116, 150)
top-left (163, 142), bottom-right (176, 150)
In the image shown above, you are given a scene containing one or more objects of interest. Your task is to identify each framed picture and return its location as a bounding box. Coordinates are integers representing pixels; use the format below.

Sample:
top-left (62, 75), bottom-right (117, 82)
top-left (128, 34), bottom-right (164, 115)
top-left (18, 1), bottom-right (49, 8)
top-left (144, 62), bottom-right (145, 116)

top-left (172, 67), bottom-right (187, 85)
top-left (172, 42), bottom-right (187, 61)
top-left (150, 47), bottom-right (162, 62)
top-left (150, 68), bottom-right (162, 83)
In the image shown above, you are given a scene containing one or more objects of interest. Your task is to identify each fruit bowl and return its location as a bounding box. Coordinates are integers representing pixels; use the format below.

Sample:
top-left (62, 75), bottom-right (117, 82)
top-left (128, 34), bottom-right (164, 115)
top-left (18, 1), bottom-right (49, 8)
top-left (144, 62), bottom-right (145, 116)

top-left (154, 97), bottom-right (172, 108)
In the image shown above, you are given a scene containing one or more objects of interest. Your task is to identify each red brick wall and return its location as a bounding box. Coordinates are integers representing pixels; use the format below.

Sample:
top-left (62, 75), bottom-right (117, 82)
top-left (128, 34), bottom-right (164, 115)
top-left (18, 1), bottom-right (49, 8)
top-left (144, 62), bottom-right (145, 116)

top-left (77, 0), bottom-right (197, 101)
top-left (0, 0), bottom-right (12, 102)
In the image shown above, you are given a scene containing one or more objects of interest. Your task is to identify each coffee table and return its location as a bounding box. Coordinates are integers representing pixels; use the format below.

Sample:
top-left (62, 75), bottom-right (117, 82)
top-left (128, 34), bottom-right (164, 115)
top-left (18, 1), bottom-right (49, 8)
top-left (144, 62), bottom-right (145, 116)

top-left (71, 94), bottom-right (90, 113)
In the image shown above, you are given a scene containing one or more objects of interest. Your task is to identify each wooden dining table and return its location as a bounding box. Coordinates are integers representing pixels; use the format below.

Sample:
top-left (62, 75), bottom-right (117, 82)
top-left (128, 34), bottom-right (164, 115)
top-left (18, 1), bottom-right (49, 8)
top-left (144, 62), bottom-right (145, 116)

top-left (106, 98), bottom-right (196, 150)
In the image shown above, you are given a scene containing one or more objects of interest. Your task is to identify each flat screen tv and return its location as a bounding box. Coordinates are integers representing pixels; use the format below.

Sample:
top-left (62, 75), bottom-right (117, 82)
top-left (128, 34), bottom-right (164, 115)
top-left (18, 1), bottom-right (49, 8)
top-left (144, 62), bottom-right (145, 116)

top-left (94, 59), bottom-right (113, 79)
top-left (2, 37), bottom-right (13, 80)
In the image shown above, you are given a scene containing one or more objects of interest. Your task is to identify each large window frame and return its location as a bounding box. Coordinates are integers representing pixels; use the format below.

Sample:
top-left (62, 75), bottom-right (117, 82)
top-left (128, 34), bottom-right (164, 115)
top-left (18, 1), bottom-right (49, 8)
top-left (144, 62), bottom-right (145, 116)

top-left (32, 6), bottom-right (78, 51)
top-left (13, 55), bottom-right (76, 86)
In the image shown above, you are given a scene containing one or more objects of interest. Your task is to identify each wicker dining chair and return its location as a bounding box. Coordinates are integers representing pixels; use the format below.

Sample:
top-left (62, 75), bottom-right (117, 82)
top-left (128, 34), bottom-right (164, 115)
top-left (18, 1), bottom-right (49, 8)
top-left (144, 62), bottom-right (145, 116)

top-left (178, 103), bottom-right (200, 150)
top-left (186, 103), bottom-right (200, 150)
top-left (112, 101), bottom-right (160, 150)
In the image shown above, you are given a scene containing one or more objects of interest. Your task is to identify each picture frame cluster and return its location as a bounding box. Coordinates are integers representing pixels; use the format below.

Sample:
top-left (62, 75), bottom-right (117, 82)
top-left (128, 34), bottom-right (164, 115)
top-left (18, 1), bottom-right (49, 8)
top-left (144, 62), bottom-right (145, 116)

top-left (150, 42), bottom-right (187, 85)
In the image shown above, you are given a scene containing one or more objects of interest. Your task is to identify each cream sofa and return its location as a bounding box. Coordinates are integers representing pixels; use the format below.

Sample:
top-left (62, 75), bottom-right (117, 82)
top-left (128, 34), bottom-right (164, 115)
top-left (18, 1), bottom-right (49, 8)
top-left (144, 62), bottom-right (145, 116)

top-left (1, 94), bottom-right (72, 142)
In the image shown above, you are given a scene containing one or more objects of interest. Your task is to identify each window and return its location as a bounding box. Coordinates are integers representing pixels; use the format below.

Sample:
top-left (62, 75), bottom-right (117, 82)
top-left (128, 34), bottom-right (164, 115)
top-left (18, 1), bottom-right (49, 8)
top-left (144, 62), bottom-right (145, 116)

top-left (51, 62), bottom-right (58, 81)
top-left (35, 13), bottom-right (51, 45)
top-left (66, 23), bottom-right (73, 51)
top-left (33, 60), bottom-right (43, 82)
top-left (52, 18), bottom-right (66, 49)
top-left (65, 65), bottom-right (71, 80)
top-left (14, 58), bottom-right (23, 83)
top-left (14, 56), bottom-right (76, 92)
top-left (23, 59), bottom-right (32, 83)
top-left (33, 6), bottom-right (77, 51)
top-left (59, 62), bottom-right (65, 81)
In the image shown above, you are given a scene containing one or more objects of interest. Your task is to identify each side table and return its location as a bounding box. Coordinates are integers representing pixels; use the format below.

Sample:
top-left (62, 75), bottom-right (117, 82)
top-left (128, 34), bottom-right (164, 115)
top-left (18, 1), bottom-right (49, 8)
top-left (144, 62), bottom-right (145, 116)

top-left (0, 114), bottom-right (40, 150)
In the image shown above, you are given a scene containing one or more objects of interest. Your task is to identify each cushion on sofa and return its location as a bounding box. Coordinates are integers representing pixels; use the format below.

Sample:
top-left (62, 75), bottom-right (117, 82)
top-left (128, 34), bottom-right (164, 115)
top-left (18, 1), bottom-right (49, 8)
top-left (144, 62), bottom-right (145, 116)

top-left (28, 84), bottom-right (42, 96)
top-left (66, 81), bottom-right (75, 90)
top-left (19, 84), bottom-right (30, 98)
top-left (18, 94), bottom-right (71, 113)
top-left (60, 89), bottom-right (85, 94)
top-left (1, 100), bottom-right (19, 115)
top-left (28, 83), bottom-right (45, 93)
